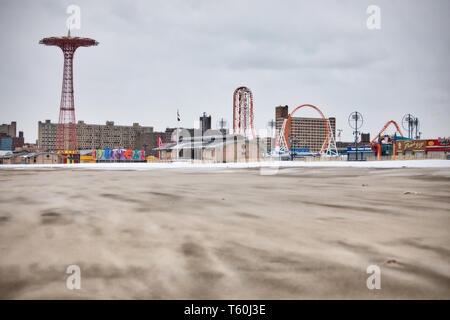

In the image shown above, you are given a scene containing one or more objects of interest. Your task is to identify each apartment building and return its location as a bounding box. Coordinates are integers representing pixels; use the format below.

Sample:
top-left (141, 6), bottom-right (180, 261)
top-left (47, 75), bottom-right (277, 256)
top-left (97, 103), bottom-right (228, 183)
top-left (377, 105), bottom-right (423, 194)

top-left (136, 128), bottom-right (175, 157)
top-left (38, 120), bottom-right (153, 150)
top-left (0, 121), bottom-right (17, 138)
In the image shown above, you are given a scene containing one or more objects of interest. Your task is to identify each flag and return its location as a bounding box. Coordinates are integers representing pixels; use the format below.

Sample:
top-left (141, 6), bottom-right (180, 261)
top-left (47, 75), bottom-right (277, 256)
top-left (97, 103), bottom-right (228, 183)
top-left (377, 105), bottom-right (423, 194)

top-left (177, 109), bottom-right (180, 122)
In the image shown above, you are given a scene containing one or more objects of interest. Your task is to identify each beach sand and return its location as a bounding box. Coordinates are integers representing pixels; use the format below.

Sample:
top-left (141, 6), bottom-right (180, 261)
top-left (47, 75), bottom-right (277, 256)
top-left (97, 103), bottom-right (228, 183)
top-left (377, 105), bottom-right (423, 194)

top-left (0, 166), bottom-right (449, 299)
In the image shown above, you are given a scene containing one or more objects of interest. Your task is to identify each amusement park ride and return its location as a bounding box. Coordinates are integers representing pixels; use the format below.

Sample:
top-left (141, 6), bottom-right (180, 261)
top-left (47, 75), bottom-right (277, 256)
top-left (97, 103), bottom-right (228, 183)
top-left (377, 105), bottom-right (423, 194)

top-left (233, 87), bottom-right (256, 139)
top-left (369, 120), bottom-right (404, 158)
top-left (271, 103), bottom-right (414, 160)
top-left (370, 120), bottom-right (404, 145)
top-left (346, 110), bottom-right (411, 159)
top-left (40, 29), bottom-right (98, 163)
top-left (275, 104), bottom-right (339, 158)
top-left (231, 88), bottom-right (339, 159)
top-left (229, 85), bottom-right (419, 160)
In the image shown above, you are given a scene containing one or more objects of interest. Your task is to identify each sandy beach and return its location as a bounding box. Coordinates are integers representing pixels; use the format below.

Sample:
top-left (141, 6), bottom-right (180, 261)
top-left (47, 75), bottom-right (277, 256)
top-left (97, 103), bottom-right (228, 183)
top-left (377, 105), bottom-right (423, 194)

top-left (0, 166), bottom-right (449, 299)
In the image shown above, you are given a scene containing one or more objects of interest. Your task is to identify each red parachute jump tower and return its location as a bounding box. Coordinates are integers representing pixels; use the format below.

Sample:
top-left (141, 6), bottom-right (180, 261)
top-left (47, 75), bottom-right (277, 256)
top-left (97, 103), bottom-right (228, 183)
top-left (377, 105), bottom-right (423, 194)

top-left (233, 86), bottom-right (256, 139)
top-left (40, 30), bottom-right (98, 153)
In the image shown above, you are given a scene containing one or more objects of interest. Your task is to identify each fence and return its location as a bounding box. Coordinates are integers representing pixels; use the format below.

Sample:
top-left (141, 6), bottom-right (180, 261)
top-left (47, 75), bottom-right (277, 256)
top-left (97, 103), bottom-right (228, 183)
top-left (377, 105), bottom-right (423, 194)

top-left (148, 153), bottom-right (447, 164)
top-left (366, 153), bottom-right (447, 161)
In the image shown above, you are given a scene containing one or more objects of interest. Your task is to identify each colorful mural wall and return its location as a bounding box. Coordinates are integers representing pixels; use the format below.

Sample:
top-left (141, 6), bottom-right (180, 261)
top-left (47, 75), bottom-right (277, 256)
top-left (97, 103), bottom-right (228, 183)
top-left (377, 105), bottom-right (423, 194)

top-left (93, 149), bottom-right (146, 161)
top-left (61, 153), bottom-right (80, 164)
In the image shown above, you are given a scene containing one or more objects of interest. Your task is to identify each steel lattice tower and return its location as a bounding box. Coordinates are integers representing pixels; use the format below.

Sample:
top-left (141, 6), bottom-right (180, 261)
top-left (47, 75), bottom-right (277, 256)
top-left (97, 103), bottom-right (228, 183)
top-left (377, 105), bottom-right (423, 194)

top-left (233, 86), bottom-right (255, 139)
top-left (40, 30), bottom-right (98, 152)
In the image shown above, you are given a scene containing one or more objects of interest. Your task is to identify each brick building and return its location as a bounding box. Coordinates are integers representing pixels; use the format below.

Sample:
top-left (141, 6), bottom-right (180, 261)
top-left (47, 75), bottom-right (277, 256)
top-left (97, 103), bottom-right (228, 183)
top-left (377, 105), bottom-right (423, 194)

top-left (0, 121), bottom-right (17, 138)
top-left (275, 105), bottom-right (336, 153)
top-left (38, 120), bottom-right (153, 151)
top-left (13, 131), bottom-right (24, 150)
top-left (0, 121), bottom-right (24, 150)
top-left (136, 128), bottom-right (175, 157)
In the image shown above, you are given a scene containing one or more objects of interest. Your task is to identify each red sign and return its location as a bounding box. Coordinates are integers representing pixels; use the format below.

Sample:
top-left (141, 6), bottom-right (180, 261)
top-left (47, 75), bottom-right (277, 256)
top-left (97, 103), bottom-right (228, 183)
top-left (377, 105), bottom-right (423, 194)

top-left (426, 139), bottom-right (450, 152)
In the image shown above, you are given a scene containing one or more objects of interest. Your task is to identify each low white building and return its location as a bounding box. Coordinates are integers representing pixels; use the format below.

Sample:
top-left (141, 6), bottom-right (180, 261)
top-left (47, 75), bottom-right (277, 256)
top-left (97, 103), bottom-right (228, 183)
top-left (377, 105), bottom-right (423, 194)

top-left (155, 134), bottom-right (265, 163)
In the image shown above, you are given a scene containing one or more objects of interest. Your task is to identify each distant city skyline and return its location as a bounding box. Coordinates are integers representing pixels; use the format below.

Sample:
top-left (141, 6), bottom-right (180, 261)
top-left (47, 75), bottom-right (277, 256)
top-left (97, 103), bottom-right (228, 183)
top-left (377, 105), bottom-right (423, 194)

top-left (0, 0), bottom-right (449, 143)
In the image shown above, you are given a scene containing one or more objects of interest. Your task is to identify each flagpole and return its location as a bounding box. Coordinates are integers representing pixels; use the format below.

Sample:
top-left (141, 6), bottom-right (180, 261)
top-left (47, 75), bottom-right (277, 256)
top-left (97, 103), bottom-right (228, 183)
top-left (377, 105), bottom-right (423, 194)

top-left (176, 109), bottom-right (180, 161)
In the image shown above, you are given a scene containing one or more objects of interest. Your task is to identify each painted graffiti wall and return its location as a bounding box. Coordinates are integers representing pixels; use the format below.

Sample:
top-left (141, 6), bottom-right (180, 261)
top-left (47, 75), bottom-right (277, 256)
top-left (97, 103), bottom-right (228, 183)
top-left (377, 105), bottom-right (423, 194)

top-left (93, 149), bottom-right (146, 161)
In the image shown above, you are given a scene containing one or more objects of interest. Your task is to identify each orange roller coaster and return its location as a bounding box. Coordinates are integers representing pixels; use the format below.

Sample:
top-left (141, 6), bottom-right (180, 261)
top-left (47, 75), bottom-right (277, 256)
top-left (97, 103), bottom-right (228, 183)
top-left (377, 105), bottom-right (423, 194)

top-left (284, 104), bottom-right (329, 154)
top-left (370, 120), bottom-right (404, 145)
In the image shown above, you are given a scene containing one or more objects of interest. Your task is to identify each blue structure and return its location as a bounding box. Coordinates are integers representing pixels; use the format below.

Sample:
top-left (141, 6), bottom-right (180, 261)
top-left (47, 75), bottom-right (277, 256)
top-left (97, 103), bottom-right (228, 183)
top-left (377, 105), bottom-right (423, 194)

top-left (347, 146), bottom-right (375, 161)
top-left (290, 148), bottom-right (314, 158)
top-left (0, 137), bottom-right (13, 151)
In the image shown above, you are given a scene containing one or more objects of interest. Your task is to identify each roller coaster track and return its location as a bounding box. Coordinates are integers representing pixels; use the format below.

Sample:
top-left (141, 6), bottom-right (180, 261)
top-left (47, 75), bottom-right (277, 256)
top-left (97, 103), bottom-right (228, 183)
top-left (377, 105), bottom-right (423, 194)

top-left (370, 120), bottom-right (404, 145)
top-left (284, 104), bottom-right (329, 154)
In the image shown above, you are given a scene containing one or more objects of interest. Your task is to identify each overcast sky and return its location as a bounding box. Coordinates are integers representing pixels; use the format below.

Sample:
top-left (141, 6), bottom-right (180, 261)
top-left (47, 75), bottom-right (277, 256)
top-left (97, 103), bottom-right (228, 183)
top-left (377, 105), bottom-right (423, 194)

top-left (0, 0), bottom-right (449, 143)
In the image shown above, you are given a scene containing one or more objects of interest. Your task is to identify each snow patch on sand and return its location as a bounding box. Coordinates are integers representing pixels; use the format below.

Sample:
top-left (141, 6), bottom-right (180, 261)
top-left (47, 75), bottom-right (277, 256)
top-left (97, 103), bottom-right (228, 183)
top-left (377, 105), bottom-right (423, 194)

top-left (1, 160), bottom-right (449, 171)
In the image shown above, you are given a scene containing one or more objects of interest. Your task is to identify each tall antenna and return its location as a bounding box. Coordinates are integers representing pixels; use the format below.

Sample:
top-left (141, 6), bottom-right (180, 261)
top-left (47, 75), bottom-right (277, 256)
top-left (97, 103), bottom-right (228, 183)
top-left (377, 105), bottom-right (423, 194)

top-left (216, 117), bottom-right (228, 135)
top-left (413, 117), bottom-right (420, 139)
top-left (402, 114), bottom-right (417, 139)
top-left (267, 119), bottom-right (276, 138)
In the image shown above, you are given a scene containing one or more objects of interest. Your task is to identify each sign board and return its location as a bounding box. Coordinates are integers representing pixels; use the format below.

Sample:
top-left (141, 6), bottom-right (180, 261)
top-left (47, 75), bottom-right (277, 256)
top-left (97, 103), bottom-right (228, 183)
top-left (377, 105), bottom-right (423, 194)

top-left (395, 140), bottom-right (427, 152)
top-left (426, 139), bottom-right (450, 152)
top-left (291, 148), bottom-right (310, 153)
top-left (347, 146), bottom-right (373, 152)
top-left (93, 149), bottom-right (145, 161)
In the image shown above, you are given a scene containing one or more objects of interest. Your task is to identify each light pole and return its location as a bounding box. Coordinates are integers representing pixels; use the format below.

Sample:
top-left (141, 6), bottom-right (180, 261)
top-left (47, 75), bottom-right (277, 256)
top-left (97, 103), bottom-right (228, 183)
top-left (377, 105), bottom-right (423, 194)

top-left (348, 111), bottom-right (364, 161)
